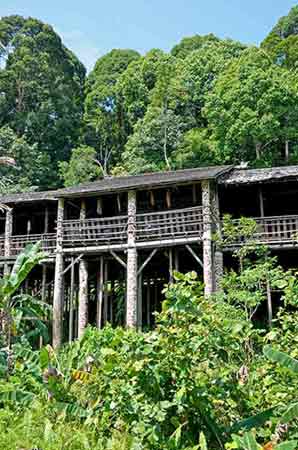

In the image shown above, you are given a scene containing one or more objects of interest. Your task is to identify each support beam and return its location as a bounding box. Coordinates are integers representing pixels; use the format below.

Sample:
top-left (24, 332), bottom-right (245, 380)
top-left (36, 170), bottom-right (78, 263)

top-left (103, 260), bottom-right (108, 324)
top-left (69, 256), bottom-right (75, 342)
top-left (137, 249), bottom-right (158, 276)
top-left (78, 258), bottom-right (88, 338)
top-left (259, 187), bottom-right (264, 218)
top-left (202, 180), bottom-right (214, 296)
top-left (169, 247), bottom-right (173, 282)
top-left (110, 250), bottom-right (126, 268)
top-left (4, 207), bottom-right (13, 275)
top-left (211, 183), bottom-right (223, 291)
top-left (137, 272), bottom-right (142, 329)
top-left (53, 198), bottom-right (64, 348)
top-left (96, 255), bottom-right (104, 328)
top-left (126, 190), bottom-right (138, 328)
top-left (185, 244), bottom-right (203, 268)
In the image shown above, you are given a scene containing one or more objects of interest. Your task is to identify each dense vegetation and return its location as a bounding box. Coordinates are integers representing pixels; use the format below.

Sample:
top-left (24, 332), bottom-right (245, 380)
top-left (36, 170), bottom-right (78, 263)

top-left (2, 7), bottom-right (298, 191)
top-left (1, 224), bottom-right (298, 448)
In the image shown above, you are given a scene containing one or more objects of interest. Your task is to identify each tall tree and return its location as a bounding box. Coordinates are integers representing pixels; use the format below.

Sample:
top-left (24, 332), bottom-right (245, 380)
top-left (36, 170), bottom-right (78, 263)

top-left (116, 49), bottom-right (167, 129)
top-left (204, 47), bottom-right (298, 165)
top-left (0, 126), bottom-right (50, 192)
top-left (0, 15), bottom-right (86, 188)
top-left (262, 6), bottom-right (298, 69)
top-left (83, 49), bottom-right (140, 175)
top-left (171, 33), bottom-right (220, 58)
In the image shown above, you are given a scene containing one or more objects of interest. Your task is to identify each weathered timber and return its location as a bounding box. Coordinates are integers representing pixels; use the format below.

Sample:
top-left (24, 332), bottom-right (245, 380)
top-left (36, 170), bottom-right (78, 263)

top-left (126, 190), bottom-right (138, 328)
top-left (96, 255), bottom-right (104, 328)
top-left (69, 256), bottom-right (75, 342)
top-left (53, 198), bottom-right (64, 348)
top-left (4, 208), bottom-right (13, 274)
top-left (78, 258), bottom-right (88, 338)
top-left (202, 180), bottom-right (214, 296)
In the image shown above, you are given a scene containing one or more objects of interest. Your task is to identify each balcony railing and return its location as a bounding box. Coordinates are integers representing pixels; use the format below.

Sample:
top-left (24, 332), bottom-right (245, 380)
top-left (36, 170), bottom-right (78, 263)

top-left (230, 215), bottom-right (298, 246)
top-left (2, 211), bottom-right (297, 258)
top-left (62, 206), bottom-right (204, 248)
top-left (10, 233), bottom-right (56, 256)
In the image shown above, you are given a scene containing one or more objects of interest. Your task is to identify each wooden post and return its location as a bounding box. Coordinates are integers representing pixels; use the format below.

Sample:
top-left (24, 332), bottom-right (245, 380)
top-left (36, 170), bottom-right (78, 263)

top-left (53, 198), bottom-right (64, 348)
top-left (96, 255), bottom-right (104, 329)
top-left (285, 140), bottom-right (289, 162)
top-left (69, 256), bottom-right (75, 342)
top-left (146, 281), bottom-right (150, 326)
top-left (78, 258), bottom-right (88, 338)
top-left (126, 190), bottom-right (138, 328)
top-left (169, 248), bottom-right (173, 283)
top-left (202, 180), bottom-right (214, 296)
top-left (4, 208), bottom-right (13, 275)
top-left (259, 187), bottom-right (264, 218)
top-left (137, 272), bottom-right (142, 329)
top-left (44, 206), bottom-right (49, 234)
top-left (103, 260), bottom-right (108, 324)
top-left (212, 183), bottom-right (223, 291)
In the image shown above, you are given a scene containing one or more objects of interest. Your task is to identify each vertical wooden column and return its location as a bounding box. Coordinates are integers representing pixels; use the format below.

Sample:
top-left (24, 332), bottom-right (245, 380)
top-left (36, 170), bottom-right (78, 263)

top-left (78, 258), bottom-right (88, 338)
top-left (4, 207), bottom-right (13, 275)
top-left (68, 256), bottom-right (75, 342)
top-left (202, 180), bottom-right (214, 296)
top-left (53, 198), bottom-right (64, 348)
top-left (78, 199), bottom-right (88, 338)
top-left (212, 183), bottom-right (223, 291)
top-left (96, 255), bottom-right (104, 329)
top-left (126, 190), bottom-right (138, 328)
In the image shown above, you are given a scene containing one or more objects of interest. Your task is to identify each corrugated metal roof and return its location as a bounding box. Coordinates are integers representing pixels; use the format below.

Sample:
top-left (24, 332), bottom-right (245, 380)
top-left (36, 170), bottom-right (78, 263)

top-left (0, 190), bottom-right (57, 205)
top-left (219, 165), bottom-right (298, 185)
top-left (54, 166), bottom-right (232, 198)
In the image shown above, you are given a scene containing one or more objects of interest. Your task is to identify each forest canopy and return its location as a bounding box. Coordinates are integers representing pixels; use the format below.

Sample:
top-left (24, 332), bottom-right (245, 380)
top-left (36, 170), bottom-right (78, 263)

top-left (1, 8), bottom-right (298, 191)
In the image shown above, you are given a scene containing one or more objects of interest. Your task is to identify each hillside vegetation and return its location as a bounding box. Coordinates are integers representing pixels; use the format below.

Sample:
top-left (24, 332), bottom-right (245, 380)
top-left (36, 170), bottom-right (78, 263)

top-left (1, 8), bottom-right (298, 191)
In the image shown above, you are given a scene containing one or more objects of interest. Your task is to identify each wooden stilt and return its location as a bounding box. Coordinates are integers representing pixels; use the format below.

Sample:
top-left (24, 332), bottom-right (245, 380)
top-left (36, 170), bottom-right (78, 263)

top-left (78, 258), bottom-right (88, 338)
top-left (69, 256), bottom-right (75, 342)
top-left (174, 248), bottom-right (179, 272)
top-left (39, 263), bottom-right (47, 348)
top-left (96, 255), bottom-right (104, 329)
top-left (146, 281), bottom-right (150, 326)
top-left (137, 272), bottom-right (142, 329)
top-left (53, 199), bottom-right (64, 348)
top-left (169, 248), bottom-right (173, 283)
top-left (4, 208), bottom-right (13, 275)
top-left (103, 260), bottom-right (108, 325)
top-left (126, 191), bottom-right (138, 328)
top-left (266, 279), bottom-right (273, 328)
top-left (202, 180), bottom-right (214, 296)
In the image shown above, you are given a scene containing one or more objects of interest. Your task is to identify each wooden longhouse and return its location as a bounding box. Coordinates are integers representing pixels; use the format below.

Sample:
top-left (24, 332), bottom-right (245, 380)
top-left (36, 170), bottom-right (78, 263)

top-left (1, 164), bottom-right (298, 346)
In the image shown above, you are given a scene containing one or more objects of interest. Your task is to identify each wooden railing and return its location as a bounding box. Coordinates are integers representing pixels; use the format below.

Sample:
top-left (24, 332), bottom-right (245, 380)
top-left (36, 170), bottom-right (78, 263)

top-left (62, 215), bottom-right (128, 247)
top-left (230, 215), bottom-right (298, 246)
top-left (10, 233), bottom-right (56, 256)
top-left (136, 206), bottom-right (204, 242)
top-left (62, 206), bottom-right (204, 248)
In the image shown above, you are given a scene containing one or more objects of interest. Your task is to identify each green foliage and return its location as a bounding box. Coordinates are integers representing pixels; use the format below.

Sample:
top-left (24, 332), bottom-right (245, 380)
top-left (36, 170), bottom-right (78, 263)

top-left (59, 145), bottom-right (102, 187)
top-left (0, 15), bottom-right (86, 188)
top-left (204, 47), bottom-right (298, 165)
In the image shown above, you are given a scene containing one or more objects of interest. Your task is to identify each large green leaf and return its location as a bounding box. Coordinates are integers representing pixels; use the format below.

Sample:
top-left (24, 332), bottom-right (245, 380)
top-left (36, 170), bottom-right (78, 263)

top-left (242, 432), bottom-right (262, 450)
top-left (1, 242), bottom-right (43, 298)
top-left (263, 345), bottom-right (298, 373)
top-left (275, 442), bottom-right (298, 450)
top-left (227, 408), bottom-right (276, 433)
top-left (282, 402), bottom-right (298, 422)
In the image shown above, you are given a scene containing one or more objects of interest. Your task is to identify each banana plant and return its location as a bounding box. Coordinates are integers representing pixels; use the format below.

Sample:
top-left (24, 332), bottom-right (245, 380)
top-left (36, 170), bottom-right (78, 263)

top-left (263, 345), bottom-right (298, 424)
top-left (229, 431), bottom-right (297, 449)
top-left (0, 242), bottom-right (45, 349)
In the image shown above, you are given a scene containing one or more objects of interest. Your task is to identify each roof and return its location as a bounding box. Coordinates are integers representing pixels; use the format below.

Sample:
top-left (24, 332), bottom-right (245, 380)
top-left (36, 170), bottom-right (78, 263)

top-left (219, 165), bottom-right (298, 185)
top-left (54, 166), bottom-right (232, 198)
top-left (0, 190), bottom-right (57, 205)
